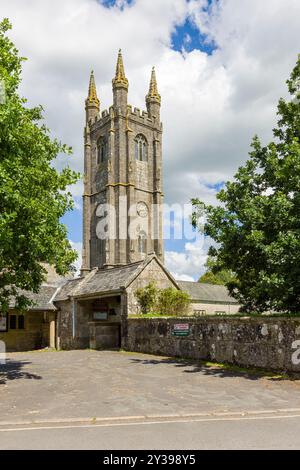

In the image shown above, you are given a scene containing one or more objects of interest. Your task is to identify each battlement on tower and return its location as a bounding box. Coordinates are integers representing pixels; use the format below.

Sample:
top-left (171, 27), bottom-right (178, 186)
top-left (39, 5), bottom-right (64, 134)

top-left (127, 105), bottom-right (161, 128)
top-left (88, 104), bottom-right (162, 132)
top-left (89, 109), bottom-right (110, 130)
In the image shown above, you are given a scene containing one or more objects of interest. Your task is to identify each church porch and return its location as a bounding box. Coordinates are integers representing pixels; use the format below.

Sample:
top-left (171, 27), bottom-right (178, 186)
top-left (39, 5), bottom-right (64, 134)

top-left (56, 292), bottom-right (126, 350)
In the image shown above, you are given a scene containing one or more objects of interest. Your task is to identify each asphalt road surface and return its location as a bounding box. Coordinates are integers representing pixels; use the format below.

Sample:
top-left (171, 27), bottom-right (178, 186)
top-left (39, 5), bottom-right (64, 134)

top-left (1, 350), bottom-right (300, 449)
top-left (1, 413), bottom-right (300, 449)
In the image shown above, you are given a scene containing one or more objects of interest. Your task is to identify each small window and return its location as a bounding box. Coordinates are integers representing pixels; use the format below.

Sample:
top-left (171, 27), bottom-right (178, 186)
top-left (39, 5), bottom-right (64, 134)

top-left (9, 315), bottom-right (17, 329)
top-left (18, 315), bottom-right (25, 329)
top-left (215, 311), bottom-right (226, 316)
top-left (138, 231), bottom-right (147, 253)
top-left (134, 134), bottom-right (148, 161)
top-left (97, 137), bottom-right (107, 163)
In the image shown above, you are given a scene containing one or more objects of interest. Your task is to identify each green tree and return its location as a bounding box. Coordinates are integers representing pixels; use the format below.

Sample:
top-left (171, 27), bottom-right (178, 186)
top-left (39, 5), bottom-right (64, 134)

top-left (135, 283), bottom-right (191, 316)
top-left (0, 19), bottom-right (79, 311)
top-left (135, 282), bottom-right (158, 314)
top-left (192, 55), bottom-right (300, 314)
top-left (157, 288), bottom-right (190, 316)
top-left (199, 255), bottom-right (236, 285)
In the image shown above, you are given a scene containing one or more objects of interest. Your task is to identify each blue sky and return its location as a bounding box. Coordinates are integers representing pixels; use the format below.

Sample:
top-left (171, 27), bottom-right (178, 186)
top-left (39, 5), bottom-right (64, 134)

top-left (101, 0), bottom-right (217, 55)
top-left (172, 17), bottom-right (216, 55)
top-left (101, 0), bottom-right (134, 8)
top-left (62, 210), bottom-right (82, 244)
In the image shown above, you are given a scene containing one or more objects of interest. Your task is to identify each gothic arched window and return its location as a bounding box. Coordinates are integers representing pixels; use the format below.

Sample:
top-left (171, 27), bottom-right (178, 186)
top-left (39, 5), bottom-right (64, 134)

top-left (97, 136), bottom-right (107, 164)
top-left (138, 231), bottom-right (147, 254)
top-left (134, 134), bottom-right (148, 161)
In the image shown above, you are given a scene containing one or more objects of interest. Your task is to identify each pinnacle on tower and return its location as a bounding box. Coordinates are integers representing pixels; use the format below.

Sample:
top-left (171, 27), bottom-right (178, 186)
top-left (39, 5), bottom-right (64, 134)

top-left (146, 66), bottom-right (161, 106)
top-left (112, 49), bottom-right (129, 90)
top-left (86, 70), bottom-right (100, 107)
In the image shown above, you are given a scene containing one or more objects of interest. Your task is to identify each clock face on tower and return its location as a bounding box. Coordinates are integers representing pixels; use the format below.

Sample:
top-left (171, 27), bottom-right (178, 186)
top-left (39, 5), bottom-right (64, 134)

top-left (137, 202), bottom-right (148, 218)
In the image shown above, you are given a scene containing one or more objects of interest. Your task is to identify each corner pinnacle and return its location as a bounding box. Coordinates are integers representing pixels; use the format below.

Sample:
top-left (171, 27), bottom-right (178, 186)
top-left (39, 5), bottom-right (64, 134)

top-left (86, 70), bottom-right (100, 108)
top-left (146, 66), bottom-right (161, 105)
top-left (112, 49), bottom-right (128, 90)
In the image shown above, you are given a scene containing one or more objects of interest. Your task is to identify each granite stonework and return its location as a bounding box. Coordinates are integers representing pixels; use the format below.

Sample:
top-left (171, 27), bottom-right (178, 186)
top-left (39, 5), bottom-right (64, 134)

top-left (81, 52), bottom-right (164, 274)
top-left (124, 317), bottom-right (300, 372)
top-left (126, 256), bottom-right (179, 315)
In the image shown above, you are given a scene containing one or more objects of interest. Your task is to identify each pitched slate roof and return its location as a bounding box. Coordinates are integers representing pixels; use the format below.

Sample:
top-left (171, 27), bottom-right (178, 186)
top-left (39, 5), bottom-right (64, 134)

top-left (75, 262), bottom-right (144, 298)
top-left (54, 254), bottom-right (180, 301)
top-left (53, 277), bottom-right (83, 302)
top-left (178, 281), bottom-right (238, 304)
top-left (7, 264), bottom-right (74, 311)
top-left (7, 259), bottom-right (238, 310)
top-left (9, 286), bottom-right (58, 311)
top-left (54, 259), bottom-right (150, 301)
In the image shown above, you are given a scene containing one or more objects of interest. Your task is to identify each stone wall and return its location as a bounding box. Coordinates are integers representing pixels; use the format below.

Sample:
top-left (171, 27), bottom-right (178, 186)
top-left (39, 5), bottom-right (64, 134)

top-left (124, 316), bottom-right (300, 372)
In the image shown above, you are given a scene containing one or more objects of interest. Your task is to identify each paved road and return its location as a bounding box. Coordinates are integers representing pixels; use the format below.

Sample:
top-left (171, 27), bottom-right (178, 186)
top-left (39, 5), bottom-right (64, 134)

top-left (1, 350), bottom-right (300, 449)
top-left (1, 413), bottom-right (300, 449)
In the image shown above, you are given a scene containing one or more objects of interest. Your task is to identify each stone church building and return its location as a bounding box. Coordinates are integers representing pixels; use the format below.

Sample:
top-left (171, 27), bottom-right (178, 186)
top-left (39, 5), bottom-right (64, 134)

top-left (55, 50), bottom-right (181, 349)
top-left (0, 51), bottom-right (239, 351)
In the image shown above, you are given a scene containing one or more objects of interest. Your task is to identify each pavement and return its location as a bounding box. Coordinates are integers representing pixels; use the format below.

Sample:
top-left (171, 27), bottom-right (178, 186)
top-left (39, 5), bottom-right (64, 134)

top-left (1, 350), bottom-right (300, 449)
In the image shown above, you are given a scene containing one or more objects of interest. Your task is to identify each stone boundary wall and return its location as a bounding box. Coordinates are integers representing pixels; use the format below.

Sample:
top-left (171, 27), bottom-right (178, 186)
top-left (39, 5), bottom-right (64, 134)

top-left (124, 317), bottom-right (300, 372)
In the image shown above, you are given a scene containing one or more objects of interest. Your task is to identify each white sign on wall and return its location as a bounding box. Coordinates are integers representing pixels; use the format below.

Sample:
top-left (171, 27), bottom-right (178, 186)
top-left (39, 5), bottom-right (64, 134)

top-left (0, 340), bottom-right (5, 365)
top-left (0, 314), bottom-right (7, 332)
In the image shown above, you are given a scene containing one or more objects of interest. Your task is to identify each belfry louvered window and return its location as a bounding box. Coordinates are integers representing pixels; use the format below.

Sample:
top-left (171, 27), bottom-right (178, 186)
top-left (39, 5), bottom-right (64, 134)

top-left (134, 134), bottom-right (147, 161)
top-left (97, 136), bottom-right (107, 163)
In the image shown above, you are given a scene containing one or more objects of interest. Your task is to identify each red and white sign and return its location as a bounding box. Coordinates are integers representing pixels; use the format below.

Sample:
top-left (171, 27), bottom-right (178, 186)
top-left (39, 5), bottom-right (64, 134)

top-left (174, 323), bottom-right (189, 330)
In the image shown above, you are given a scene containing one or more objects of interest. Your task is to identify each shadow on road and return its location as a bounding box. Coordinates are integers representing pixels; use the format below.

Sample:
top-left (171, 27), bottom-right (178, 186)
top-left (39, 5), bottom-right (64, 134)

top-left (129, 356), bottom-right (298, 382)
top-left (0, 359), bottom-right (42, 384)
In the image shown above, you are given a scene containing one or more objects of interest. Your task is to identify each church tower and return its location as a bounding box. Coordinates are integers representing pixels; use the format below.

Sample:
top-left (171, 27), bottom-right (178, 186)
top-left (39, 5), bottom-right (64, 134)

top-left (81, 51), bottom-right (164, 274)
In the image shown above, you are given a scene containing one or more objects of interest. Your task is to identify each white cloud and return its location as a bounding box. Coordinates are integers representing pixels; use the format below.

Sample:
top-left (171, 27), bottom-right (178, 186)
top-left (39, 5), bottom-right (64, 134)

top-left (69, 240), bottom-right (82, 276)
top-left (2, 0), bottom-right (299, 278)
top-left (165, 237), bottom-right (209, 281)
top-left (175, 273), bottom-right (195, 282)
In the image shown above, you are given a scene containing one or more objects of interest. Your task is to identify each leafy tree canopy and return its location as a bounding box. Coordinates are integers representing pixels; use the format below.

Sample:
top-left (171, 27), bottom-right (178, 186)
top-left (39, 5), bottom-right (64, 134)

top-left (198, 256), bottom-right (236, 285)
top-left (135, 282), bottom-right (158, 315)
top-left (135, 283), bottom-right (191, 316)
top-left (0, 19), bottom-right (80, 311)
top-left (192, 55), bottom-right (300, 314)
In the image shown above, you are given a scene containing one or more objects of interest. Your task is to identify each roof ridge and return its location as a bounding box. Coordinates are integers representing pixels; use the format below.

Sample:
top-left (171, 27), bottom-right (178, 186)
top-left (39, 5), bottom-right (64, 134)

top-left (123, 256), bottom-right (153, 289)
top-left (71, 268), bottom-right (98, 297)
top-left (124, 254), bottom-right (180, 290)
top-left (179, 280), bottom-right (227, 288)
top-left (106, 260), bottom-right (144, 270)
